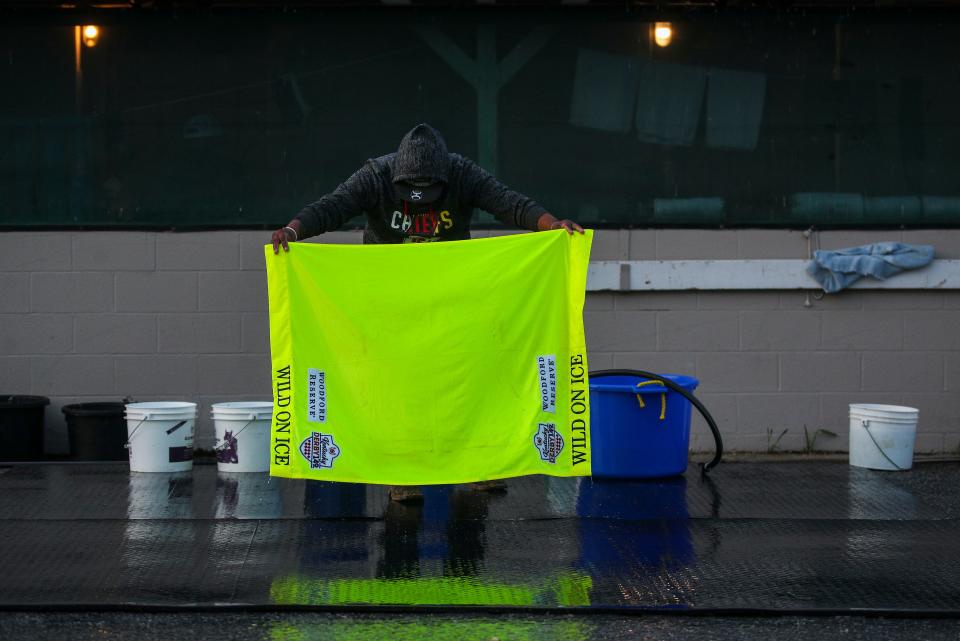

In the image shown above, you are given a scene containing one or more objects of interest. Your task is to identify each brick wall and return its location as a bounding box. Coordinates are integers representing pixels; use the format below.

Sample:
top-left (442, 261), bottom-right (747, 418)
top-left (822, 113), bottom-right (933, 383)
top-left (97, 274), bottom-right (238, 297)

top-left (2, 229), bottom-right (958, 455)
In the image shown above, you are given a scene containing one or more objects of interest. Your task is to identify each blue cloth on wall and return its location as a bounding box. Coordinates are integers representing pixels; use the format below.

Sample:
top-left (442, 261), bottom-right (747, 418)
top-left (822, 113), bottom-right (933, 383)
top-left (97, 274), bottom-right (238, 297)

top-left (807, 242), bottom-right (935, 293)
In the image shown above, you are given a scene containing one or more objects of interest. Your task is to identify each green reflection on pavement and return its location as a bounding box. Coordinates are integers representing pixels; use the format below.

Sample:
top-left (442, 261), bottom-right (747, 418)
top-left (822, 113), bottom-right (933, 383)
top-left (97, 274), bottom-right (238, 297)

top-left (270, 571), bottom-right (592, 608)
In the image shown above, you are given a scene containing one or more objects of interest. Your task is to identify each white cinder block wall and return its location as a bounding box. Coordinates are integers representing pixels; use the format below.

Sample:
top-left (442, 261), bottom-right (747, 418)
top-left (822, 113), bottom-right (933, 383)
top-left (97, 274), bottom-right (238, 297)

top-left (2, 228), bottom-right (959, 455)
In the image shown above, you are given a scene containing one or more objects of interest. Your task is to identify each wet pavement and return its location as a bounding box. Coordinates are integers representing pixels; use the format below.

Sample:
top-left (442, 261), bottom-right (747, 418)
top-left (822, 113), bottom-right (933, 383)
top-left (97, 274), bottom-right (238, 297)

top-left (0, 461), bottom-right (958, 620)
top-left (3, 612), bottom-right (960, 641)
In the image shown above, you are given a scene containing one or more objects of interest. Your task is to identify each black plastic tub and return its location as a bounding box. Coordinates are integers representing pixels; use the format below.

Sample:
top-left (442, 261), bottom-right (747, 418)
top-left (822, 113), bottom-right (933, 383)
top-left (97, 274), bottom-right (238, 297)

top-left (0, 395), bottom-right (50, 461)
top-left (62, 402), bottom-right (127, 461)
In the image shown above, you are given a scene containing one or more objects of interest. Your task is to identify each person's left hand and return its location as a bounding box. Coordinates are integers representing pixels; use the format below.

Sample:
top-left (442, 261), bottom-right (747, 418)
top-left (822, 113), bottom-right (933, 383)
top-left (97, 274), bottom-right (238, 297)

top-left (550, 219), bottom-right (585, 234)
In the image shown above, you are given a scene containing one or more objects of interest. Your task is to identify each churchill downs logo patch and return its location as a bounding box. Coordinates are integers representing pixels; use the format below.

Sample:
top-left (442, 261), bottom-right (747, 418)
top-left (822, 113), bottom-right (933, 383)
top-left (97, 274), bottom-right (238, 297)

top-left (299, 431), bottom-right (341, 469)
top-left (534, 423), bottom-right (564, 464)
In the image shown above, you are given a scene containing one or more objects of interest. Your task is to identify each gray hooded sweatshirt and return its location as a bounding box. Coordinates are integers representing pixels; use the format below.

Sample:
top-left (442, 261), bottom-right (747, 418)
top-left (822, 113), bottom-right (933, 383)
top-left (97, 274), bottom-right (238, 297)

top-left (294, 124), bottom-right (548, 244)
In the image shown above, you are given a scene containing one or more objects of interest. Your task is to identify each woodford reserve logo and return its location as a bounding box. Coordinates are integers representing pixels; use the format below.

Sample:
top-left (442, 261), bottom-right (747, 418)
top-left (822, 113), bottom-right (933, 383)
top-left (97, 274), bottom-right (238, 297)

top-left (537, 354), bottom-right (557, 413)
top-left (307, 368), bottom-right (327, 423)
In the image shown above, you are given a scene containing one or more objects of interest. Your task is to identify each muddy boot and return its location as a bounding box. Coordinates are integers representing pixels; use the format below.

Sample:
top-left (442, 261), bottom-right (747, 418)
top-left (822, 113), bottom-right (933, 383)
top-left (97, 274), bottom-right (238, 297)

top-left (466, 479), bottom-right (508, 493)
top-left (388, 485), bottom-right (424, 503)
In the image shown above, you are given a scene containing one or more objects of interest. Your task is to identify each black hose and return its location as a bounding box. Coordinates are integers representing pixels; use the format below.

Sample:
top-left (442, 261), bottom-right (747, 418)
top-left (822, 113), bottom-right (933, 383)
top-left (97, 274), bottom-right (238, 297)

top-left (589, 369), bottom-right (723, 474)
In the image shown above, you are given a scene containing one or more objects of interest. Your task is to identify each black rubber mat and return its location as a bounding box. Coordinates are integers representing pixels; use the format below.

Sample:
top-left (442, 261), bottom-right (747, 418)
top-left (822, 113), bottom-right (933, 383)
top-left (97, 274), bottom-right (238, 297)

top-left (2, 461), bottom-right (958, 521)
top-left (0, 462), bottom-right (958, 613)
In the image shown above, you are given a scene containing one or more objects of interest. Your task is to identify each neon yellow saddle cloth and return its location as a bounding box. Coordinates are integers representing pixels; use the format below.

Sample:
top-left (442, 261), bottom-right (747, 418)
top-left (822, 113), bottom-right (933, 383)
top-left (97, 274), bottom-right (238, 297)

top-left (264, 229), bottom-right (593, 484)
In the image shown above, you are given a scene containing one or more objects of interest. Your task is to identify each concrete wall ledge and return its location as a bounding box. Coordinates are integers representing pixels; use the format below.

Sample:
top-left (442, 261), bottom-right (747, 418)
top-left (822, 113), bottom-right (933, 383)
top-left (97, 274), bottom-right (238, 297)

top-left (587, 260), bottom-right (960, 291)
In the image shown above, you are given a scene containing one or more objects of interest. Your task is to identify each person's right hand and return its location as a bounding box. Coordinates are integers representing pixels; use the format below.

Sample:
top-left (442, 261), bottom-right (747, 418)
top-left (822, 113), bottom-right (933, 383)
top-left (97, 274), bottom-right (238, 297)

top-left (271, 226), bottom-right (296, 254)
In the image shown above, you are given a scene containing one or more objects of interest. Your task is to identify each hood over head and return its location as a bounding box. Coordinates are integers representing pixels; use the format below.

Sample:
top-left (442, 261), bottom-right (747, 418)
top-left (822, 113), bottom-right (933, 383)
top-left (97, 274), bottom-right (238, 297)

top-left (391, 124), bottom-right (450, 203)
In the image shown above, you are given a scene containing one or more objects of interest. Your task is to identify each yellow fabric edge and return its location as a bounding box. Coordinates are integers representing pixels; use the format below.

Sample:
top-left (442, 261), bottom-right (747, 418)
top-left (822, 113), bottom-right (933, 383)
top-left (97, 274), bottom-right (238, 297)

top-left (265, 245), bottom-right (297, 479)
top-left (567, 230), bottom-right (593, 476)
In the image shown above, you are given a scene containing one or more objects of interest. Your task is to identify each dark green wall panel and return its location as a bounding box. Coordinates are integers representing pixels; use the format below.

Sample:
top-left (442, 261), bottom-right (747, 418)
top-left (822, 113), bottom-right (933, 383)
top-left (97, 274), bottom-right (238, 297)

top-left (1, 9), bottom-right (958, 228)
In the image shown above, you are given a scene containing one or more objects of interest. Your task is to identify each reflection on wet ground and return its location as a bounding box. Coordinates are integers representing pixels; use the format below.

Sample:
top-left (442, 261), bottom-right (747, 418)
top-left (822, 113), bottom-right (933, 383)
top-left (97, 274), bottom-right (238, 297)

top-left (5, 612), bottom-right (960, 641)
top-left (0, 462), bottom-right (958, 612)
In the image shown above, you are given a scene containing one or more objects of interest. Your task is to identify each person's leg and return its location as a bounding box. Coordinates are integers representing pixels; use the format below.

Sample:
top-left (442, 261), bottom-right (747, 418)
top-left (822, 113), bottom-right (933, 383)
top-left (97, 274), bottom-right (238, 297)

top-left (389, 480), bottom-right (506, 501)
top-left (388, 485), bottom-right (424, 502)
top-left (378, 499), bottom-right (423, 578)
top-left (466, 479), bottom-right (507, 492)
top-left (444, 487), bottom-right (490, 577)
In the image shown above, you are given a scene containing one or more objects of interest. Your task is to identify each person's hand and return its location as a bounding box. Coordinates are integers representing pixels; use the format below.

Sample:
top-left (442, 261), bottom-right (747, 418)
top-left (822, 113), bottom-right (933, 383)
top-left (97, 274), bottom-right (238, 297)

top-left (271, 225), bottom-right (298, 254)
top-left (550, 219), bottom-right (584, 235)
top-left (536, 213), bottom-right (585, 235)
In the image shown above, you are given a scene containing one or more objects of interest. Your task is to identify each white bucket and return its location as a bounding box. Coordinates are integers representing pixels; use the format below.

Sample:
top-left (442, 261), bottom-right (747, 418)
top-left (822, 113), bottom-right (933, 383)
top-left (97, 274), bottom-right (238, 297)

top-left (849, 404), bottom-right (919, 471)
top-left (211, 402), bottom-right (273, 473)
top-left (124, 402), bottom-right (197, 473)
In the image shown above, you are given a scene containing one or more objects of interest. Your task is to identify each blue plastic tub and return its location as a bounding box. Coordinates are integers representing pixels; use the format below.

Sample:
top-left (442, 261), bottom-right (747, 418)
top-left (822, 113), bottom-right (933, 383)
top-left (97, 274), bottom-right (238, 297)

top-left (589, 373), bottom-right (699, 478)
